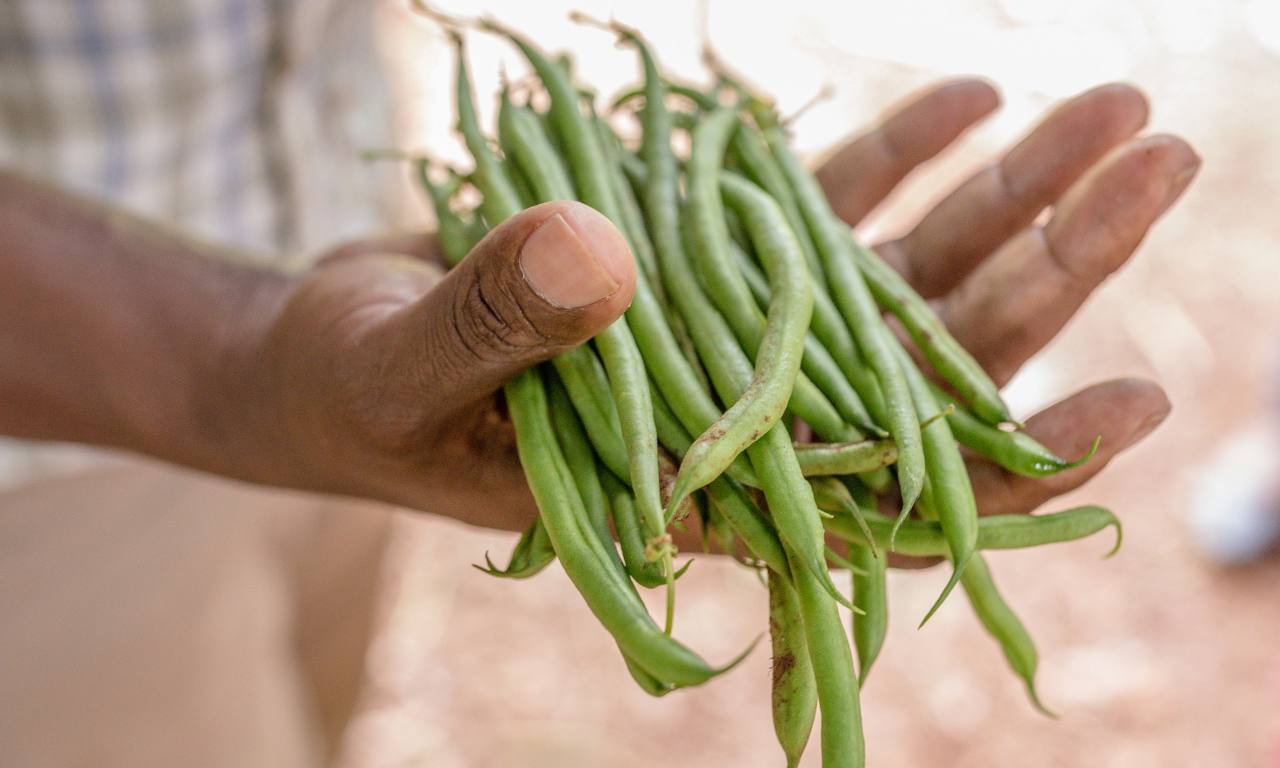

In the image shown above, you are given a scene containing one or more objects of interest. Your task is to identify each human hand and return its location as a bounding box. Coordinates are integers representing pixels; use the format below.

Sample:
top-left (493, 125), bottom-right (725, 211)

top-left (228, 202), bottom-right (634, 531)
top-left (816, 80), bottom-right (1198, 525)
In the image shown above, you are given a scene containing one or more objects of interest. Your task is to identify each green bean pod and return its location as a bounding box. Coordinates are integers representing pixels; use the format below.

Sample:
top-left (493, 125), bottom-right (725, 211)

top-left (850, 233), bottom-right (1011, 425)
top-left (593, 113), bottom-right (661, 289)
top-left (474, 517), bottom-right (556, 579)
top-left (683, 107), bottom-right (867, 473)
top-left (938, 381), bottom-right (1101, 477)
top-left (894, 345), bottom-right (977, 626)
top-left (758, 111), bottom-right (925, 515)
top-left (823, 506), bottom-right (1123, 558)
top-left (504, 367), bottom-right (726, 687)
top-left (850, 543), bottom-right (887, 680)
top-left (792, 555), bottom-right (865, 768)
top-left (414, 162), bottom-right (475, 267)
top-left (482, 19), bottom-right (669, 592)
top-left (670, 161), bottom-right (815, 512)
top-left (616, 40), bottom-right (845, 606)
top-left (445, 31), bottom-right (522, 227)
top-left (768, 569), bottom-right (817, 768)
top-left (793, 439), bottom-right (898, 476)
top-left (961, 555), bottom-right (1055, 717)
top-left (547, 377), bottom-right (625, 572)
top-left (602, 469), bottom-right (667, 588)
top-left (497, 93), bottom-right (576, 202)
top-left (650, 382), bottom-right (790, 578)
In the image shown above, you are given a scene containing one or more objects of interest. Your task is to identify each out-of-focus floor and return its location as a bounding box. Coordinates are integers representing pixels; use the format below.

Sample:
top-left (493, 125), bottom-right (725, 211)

top-left (348, 0), bottom-right (1280, 765)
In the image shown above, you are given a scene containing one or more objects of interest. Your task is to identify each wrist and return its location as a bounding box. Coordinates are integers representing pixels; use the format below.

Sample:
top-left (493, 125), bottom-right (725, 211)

top-left (180, 262), bottom-right (297, 485)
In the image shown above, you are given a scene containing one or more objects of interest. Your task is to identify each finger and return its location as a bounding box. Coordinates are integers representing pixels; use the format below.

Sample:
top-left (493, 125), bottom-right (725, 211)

top-left (815, 78), bottom-right (1000, 226)
top-left (940, 133), bottom-right (1200, 385)
top-left (366, 200), bottom-right (635, 414)
top-left (880, 83), bottom-right (1150, 297)
top-left (969, 378), bottom-right (1171, 516)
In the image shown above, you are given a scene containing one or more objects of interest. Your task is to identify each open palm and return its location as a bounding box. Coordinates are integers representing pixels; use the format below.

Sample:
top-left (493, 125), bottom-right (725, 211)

top-left (817, 80), bottom-right (1195, 521)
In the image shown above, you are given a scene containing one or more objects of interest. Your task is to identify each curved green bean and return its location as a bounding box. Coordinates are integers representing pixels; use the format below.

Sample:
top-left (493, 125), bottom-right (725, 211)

top-left (474, 517), bottom-right (556, 579)
top-left (961, 555), bottom-right (1055, 717)
top-left (758, 108), bottom-right (925, 516)
top-left (768, 569), bottom-right (817, 768)
top-left (505, 367), bottom-right (724, 687)
top-left (793, 439), bottom-right (898, 476)
top-left (850, 233), bottom-right (1011, 425)
top-left (895, 344), bottom-right (977, 627)
top-left (602, 469), bottom-right (667, 588)
top-left (938, 380), bottom-right (1101, 477)
top-left (823, 505), bottom-right (1123, 558)
top-left (607, 31), bottom-right (845, 607)
top-left (792, 555), bottom-right (865, 768)
top-left (414, 162), bottom-right (474, 267)
top-left (671, 155), bottom-right (815, 511)
top-left (850, 543), bottom-right (887, 680)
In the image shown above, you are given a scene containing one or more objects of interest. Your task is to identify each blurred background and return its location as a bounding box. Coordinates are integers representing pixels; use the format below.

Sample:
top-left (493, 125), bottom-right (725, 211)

top-left (340, 0), bottom-right (1280, 766)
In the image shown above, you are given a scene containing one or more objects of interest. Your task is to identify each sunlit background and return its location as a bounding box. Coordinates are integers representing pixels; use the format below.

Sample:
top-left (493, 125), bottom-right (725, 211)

top-left (335, 0), bottom-right (1280, 765)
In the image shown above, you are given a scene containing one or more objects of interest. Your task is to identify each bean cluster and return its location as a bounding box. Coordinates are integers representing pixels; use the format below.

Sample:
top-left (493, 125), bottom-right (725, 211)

top-left (411, 10), bottom-right (1116, 766)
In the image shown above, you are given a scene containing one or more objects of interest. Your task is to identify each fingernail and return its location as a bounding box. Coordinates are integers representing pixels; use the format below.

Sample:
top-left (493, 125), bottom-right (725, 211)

top-left (1160, 157), bottom-right (1201, 214)
top-left (520, 210), bottom-right (626, 308)
top-left (1128, 402), bottom-right (1172, 446)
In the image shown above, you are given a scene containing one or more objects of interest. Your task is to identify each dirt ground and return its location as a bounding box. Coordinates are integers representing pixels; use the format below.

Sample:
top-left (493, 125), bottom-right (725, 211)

top-left (334, 2), bottom-right (1280, 766)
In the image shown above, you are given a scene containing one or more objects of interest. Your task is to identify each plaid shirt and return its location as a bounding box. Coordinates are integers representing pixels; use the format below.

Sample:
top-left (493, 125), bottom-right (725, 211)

top-left (0, 0), bottom-right (395, 264)
top-left (0, 0), bottom-right (396, 485)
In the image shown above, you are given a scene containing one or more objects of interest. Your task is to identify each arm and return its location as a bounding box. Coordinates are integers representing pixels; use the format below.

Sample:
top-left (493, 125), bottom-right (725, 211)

top-left (0, 169), bottom-right (287, 477)
top-left (0, 169), bottom-right (635, 529)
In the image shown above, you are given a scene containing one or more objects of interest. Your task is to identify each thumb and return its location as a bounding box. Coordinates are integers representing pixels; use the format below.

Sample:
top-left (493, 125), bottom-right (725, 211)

top-left (379, 200), bottom-right (635, 410)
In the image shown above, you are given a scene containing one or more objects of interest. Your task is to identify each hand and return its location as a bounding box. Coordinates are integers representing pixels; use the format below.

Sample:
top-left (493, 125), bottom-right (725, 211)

top-left (816, 80), bottom-right (1198, 524)
top-left (231, 202), bottom-right (634, 531)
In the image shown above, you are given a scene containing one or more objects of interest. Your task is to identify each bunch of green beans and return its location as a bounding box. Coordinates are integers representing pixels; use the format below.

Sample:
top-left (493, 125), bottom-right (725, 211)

top-left (404, 8), bottom-right (1118, 766)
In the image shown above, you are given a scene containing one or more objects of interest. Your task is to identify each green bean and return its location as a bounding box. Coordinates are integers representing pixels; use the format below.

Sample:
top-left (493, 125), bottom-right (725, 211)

top-left (714, 100), bottom-right (892, 438)
top-left (913, 491), bottom-right (1054, 715)
top-left (850, 543), bottom-right (887, 680)
top-left (728, 221), bottom-right (880, 435)
top-left (791, 555), bottom-right (865, 768)
top-left (672, 153), bottom-right (817, 509)
top-left (960, 555), bottom-right (1055, 717)
top-left (686, 107), bottom-right (869, 449)
top-left (758, 108), bottom-right (925, 516)
top-left (505, 366), bottom-right (729, 687)
top-left (443, 30), bottom-right (522, 226)
top-left (650, 382), bottom-right (791, 578)
top-left (597, 121), bottom-right (707, 385)
top-left (937, 380), bottom-right (1101, 477)
top-left (414, 162), bottom-right (474, 267)
top-left (793, 439), bottom-right (898, 476)
top-left (768, 568), bottom-right (817, 768)
top-left (667, 194), bottom-right (848, 604)
top-left (497, 93), bottom-right (576, 202)
top-left (729, 118), bottom-right (826, 285)
top-left (823, 505), bottom-right (1123, 557)
top-left (547, 376), bottom-right (624, 572)
top-left (474, 517), bottom-right (556, 579)
top-left (808, 476), bottom-right (877, 554)
top-left (894, 344), bottom-right (977, 626)
top-left (478, 25), bottom-right (674, 617)
top-left (602, 469), bottom-right (666, 588)
top-left (604, 30), bottom-right (846, 607)
top-left (849, 233), bottom-right (1012, 425)
top-left (609, 79), bottom-right (721, 113)
top-left (593, 112), bottom-right (661, 288)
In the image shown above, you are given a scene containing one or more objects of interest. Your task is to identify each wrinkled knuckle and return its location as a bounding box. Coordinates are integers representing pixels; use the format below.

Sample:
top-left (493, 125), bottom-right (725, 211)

top-left (452, 276), bottom-right (553, 361)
